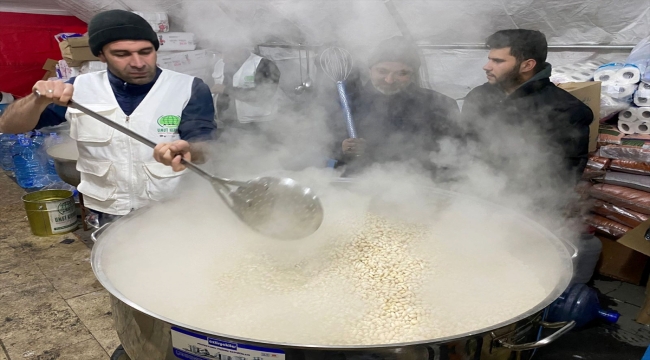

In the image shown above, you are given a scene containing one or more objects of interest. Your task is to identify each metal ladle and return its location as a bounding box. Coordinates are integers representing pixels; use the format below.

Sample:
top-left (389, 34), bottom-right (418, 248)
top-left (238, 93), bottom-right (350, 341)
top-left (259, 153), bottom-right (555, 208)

top-left (294, 46), bottom-right (306, 94)
top-left (37, 93), bottom-right (324, 240)
top-left (303, 48), bottom-right (313, 89)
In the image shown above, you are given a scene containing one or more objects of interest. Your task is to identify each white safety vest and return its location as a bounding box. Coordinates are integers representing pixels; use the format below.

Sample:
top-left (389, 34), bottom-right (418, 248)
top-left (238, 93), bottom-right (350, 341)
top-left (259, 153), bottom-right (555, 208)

top-left (66, 69), bottom-right (193, 215)
top-left (232, 53), bottom-right (278, 123)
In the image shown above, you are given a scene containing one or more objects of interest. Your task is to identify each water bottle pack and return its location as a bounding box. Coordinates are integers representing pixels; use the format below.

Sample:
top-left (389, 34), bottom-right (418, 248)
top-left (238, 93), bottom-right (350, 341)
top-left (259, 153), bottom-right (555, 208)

top-left (0, 133), bottom-right (18, 173)
top-left (42, 132), bottom-right (65, 183)
top-left (1, 129), bottom-right (74, 190)
top-left (12, 137), bottom-right (50, 189)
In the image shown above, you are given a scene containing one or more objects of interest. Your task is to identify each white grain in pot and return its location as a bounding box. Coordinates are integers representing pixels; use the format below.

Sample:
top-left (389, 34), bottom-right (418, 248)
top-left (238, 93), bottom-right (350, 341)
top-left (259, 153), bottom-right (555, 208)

top-left (100, 184), bottom-right (556, 346)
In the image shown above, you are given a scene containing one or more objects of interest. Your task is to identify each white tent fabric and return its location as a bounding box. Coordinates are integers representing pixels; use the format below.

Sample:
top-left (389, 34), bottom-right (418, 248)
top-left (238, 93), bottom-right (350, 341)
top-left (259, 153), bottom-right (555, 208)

top-left (5, 0), bottom-right (650, 96)
top-left (46, 0), bottom-right (650, 46)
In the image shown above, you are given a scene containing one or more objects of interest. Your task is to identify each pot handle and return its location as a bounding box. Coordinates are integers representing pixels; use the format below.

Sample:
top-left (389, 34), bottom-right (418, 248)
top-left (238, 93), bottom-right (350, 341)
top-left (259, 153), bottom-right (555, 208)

top-left (85, 213), bottom-right (100, 230)
top-left (90, 222), bottom-right (111, 243)
top-left (496, 320), bottom-right (575, 351)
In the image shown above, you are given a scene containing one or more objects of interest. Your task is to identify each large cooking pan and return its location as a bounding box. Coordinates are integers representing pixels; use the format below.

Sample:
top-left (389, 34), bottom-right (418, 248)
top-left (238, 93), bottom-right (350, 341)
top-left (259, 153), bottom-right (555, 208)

top-left (90, 179), bottom-right (576, 360)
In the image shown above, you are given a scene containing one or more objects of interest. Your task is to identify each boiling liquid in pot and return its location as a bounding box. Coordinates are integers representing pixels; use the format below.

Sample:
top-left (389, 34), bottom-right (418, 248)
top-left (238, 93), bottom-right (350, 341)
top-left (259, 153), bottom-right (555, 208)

top-left (98, 180), bottom-right (568, 346)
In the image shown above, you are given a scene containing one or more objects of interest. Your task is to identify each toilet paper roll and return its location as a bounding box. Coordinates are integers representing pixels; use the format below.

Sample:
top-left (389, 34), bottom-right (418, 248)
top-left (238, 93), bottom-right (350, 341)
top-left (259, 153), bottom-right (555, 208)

top-left (619, 107), bottom-right (640, 122)
top-left (638, 107), bottom-right (650, 121)
top-left (636, 121), bottom-right (650, 135)
top-left (635, 86), bottom-right (650, 106)
top-left (595, 63), bottom-right (625, 84)
top-left (594, 69), bottom-right (618, 83)
top-left (635, 94), bottom-right (650, 106)
top-left (615, 65), bottom-right (642, 84)
top-left (0, 92), bottom-right (13, 104)
top-left (603, 83), bottom-right (637, 100)
top-left (619, 119), bottom-right (637, 134)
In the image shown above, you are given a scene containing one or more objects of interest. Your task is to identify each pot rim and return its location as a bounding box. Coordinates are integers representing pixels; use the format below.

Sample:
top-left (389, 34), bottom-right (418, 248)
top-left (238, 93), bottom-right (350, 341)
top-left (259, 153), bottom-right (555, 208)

top-left (91, 180), bottom-right (574, 350)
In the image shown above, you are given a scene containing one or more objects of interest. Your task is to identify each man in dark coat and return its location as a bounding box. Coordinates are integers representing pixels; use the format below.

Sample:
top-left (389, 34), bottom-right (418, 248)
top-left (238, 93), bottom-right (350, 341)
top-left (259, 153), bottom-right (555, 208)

top-left (461, 29), bottom-right (593, 183)
top-left (332, 36), bottom-right (460, 174)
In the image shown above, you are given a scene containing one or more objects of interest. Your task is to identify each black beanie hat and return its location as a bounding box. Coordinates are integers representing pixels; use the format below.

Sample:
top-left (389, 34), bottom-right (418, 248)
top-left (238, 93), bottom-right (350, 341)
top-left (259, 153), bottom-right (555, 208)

top-left (88, 10), bottom-right (159, 56)
top-left (368, 36), bottom-right (421, 70)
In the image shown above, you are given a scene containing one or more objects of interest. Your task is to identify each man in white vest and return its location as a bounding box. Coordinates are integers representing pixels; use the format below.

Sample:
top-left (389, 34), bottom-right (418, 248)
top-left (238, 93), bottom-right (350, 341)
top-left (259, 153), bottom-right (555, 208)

top-left (0, 10), bottom-right (216, 225)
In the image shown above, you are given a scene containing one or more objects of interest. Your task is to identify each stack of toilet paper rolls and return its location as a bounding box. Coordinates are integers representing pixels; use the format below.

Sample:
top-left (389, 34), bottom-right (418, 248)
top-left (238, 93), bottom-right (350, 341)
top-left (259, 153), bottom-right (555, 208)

top-left (618, 106), bottom-right (650, 135)
top-left (595, 63), bottom-right (642, 103)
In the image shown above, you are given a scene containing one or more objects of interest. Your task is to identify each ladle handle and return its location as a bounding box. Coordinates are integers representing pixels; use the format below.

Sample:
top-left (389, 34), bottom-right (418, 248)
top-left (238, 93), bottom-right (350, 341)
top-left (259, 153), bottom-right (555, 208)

top-left (66, 100), bottom-right (216, 183)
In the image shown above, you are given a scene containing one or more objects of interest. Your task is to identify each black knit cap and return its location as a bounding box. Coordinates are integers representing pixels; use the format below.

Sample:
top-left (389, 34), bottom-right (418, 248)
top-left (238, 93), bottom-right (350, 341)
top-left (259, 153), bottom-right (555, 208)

top-left (88, 9), bottom-right (159, 56)
top-left (368, 36), bottom-right (421, 70)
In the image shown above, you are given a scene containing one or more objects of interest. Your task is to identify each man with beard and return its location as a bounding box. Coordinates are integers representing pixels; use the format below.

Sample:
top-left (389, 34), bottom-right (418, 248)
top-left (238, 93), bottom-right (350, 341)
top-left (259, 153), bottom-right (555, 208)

top-left (0, 10), bottom-right (216, 225)
top-left (461, 29), bottom-right (593, 182)
top-left (332, 36), bottom-right (460, 175)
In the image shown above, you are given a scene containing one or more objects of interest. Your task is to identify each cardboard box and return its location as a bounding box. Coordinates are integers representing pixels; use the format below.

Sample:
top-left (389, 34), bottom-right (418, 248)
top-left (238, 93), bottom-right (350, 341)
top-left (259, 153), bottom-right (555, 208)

top-left (558, 82), bottom-right (602, 153)
top-left (42, 59), bottom-right (58, 80)
top-left (602, 202), bottom-right (650, 323)
top-left (58, 36), bottom-right (98, 66)
top-left (597, 235), bottom-right (647, 285)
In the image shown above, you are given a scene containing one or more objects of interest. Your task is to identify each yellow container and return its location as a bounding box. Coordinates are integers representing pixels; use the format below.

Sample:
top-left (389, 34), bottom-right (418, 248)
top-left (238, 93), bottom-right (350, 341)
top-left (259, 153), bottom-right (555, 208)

top-left (22, 190), bottom-right (78, 236)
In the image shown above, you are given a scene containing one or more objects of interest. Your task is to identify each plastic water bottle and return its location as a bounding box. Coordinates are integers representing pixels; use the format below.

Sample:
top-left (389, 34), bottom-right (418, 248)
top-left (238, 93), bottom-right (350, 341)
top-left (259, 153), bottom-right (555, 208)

top-left (5, 134), bottom-right (26, 176)
top-left (572, 227), bottom-right (603, 284)
top-left (32, 130), bottom-right (45, 148)
top-left (0, 134), bottom-right (18, 173)
top-left (12, 137), bottom-right (49, 189)
top-left (43, 133), bottom-right (64, 182)
top-left (547, 283), bottom-right (620, 328)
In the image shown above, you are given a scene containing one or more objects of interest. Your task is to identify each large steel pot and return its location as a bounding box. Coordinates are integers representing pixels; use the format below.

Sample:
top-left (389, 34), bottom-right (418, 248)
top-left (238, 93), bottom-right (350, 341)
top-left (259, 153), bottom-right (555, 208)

top-left (90, 181), bottom-right (576, 360)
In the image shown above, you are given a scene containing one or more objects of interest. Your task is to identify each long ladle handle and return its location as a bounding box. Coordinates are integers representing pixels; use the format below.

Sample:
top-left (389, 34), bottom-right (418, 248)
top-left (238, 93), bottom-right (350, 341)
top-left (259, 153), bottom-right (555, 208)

top-left (67, 100), bottom-right (217, 183)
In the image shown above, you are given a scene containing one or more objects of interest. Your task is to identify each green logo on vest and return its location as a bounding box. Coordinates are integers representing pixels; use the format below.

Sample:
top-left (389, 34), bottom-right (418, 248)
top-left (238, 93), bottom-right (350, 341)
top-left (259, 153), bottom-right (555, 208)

top-left (157, 115), bottom-right (181, 134)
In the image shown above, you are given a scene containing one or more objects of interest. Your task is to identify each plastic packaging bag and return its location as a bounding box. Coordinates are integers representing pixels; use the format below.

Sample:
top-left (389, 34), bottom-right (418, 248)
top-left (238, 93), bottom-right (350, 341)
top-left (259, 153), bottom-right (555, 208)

top-left (599, 145), bottom-right (650, 163)
top-left (588, 183), bottom-right (650, 215)
top-left (586, 155), bottom-right (611, 170)
top-left (609, 159), bottom-right (650, 176)
top-left (601, 96), bottom-right (631, 121)
top-left (627, 36), bottom-right (650, 83)
top-left (592, 199), bottom-right (649, 228)
top-left (584, 214), bottom-right (631, 239)
top-left (597, 124), bottom-right (625, 146)
top-left (598, 171), bottom-right (650, 193)
top-left (582, 168), bottom-right (606, 180)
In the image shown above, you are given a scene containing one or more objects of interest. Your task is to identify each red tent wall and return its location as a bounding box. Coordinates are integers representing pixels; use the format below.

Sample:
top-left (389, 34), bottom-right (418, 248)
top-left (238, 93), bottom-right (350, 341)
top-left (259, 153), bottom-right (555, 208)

top-left (0, 12), bottom-right (87, 98)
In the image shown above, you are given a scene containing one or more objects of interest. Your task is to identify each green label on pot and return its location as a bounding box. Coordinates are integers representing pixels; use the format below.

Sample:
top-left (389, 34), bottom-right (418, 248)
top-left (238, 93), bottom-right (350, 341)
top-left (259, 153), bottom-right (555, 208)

top-left (46, 197), bottom-right (77, 234)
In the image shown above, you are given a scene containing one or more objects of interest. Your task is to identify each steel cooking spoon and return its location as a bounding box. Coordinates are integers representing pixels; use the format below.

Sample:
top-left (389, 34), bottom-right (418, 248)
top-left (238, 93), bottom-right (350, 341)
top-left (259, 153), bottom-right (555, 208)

top-left (35, 92), bottom-right (324, 240)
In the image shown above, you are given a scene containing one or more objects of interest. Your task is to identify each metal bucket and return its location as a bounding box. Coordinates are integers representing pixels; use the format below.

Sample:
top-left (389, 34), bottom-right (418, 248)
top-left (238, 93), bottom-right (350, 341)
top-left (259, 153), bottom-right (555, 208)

top-left (22, 189), bottom-right (78, 236)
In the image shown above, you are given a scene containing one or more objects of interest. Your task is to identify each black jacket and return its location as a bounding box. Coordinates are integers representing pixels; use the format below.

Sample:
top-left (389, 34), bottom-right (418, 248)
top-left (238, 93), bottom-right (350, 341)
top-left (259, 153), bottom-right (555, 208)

top-left (332, 82), bottom-right (460, 173)
top-left (461, 64), bottom-right (593, 182)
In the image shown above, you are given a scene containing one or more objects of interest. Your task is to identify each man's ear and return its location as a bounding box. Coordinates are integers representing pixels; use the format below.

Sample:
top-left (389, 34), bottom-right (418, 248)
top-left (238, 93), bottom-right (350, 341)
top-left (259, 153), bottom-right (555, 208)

top-left (97, 52), bottom-right (107, 63)
top-left (520, 59), bottom-right (537, 73)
